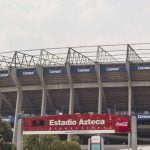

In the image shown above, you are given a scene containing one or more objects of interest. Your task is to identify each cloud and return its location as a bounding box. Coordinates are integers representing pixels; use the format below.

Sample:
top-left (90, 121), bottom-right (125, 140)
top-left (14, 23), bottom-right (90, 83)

top-left (0, 0), bottom-right (150, 52)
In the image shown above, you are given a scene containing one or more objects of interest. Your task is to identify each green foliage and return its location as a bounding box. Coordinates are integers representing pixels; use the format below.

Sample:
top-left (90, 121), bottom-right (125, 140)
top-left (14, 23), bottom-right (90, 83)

top-left (71, 135), bottom-right (80, 143)
top-left (63, 141), bottom-right (81, 150)
top-left (0, 117), bottom-right (14, 150)
top-left (23, 135), bottom-right (81, 150)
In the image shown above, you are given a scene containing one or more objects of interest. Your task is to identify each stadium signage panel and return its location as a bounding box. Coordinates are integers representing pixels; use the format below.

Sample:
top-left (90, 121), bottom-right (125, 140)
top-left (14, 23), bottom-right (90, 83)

top-left (136, 114), bottom-right (150, 121)
top-left (100, 64), bottom-right (126, 72)
top-left (71, 66), bottom-right (95, 73)
top-left (130, 64), bottom-right (150, 71)
top-left (0, 70), bottom-right (9, 77)
top-left (23, 114), bottom-right (130, 135)
top-left (17, 68), bottom-right (37, 76)
top-left (44, 67), bottom-right (65, 75)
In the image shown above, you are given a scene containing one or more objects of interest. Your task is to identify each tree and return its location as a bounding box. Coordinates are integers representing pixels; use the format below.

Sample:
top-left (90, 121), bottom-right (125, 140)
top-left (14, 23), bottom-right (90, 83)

top-left (23, 135), bottom-right (60, 150)
top-left (23, 135), bottom-right (81, 150)
top-left (63, 141), bottom-right (81, 150)
top-left (0, 117), bottom-right (14, 150)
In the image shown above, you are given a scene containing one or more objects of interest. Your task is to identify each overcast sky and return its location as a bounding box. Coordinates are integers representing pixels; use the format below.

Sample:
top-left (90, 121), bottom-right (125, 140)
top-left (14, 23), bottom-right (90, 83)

top-left (0, 0), bottom-right (150, 52)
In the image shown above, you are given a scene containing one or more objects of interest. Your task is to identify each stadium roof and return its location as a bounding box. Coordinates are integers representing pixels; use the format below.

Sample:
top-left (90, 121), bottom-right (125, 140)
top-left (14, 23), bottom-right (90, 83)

top-left (1, 43), bottom-right (150, 69)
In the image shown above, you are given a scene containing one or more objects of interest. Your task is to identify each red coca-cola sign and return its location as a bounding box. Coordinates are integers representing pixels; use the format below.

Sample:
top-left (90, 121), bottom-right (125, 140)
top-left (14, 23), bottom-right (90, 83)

top-left (23, 114), bottom-right (130, 135)
top-left (115, 117), bottom-right (130, 132)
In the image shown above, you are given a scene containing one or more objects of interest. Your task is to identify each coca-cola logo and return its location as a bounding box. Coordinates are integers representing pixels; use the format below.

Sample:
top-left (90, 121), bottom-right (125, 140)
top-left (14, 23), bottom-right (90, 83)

top-left (115, 118), bottom-right (130, 133)
top-left (116, 122), bottom-right (128, 127)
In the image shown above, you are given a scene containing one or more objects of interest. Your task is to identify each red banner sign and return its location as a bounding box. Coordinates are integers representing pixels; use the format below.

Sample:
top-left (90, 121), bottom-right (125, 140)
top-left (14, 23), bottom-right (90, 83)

top-left (23, 114), bottom-right (130, 135)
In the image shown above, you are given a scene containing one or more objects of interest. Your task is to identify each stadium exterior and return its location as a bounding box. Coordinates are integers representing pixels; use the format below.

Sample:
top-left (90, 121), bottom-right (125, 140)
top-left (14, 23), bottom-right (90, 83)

top-left (0, 43), bottom-right (150, 146)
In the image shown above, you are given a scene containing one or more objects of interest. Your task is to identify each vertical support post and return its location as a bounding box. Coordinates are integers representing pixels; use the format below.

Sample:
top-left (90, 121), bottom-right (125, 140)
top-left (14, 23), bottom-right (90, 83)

top-left (0, 97), bottom-right (2, 114)
top-left (66, 63), bottom-right (74, 140)
top-left (126, 51), bottom-right (132, 149)
top-left (41, 88), bottom-right (47, 116)
top-left (36, 65), bottom-right (47, 116)
top-left (9, 67), bottom-right (23, 144)
top-left (95, 62), bottom-right (103, 114)
top-left (66, 63), bottom-right (74, 115)
top-left (131, 116), bottom-right (137, 150)
top-left (17, 113), bottom-right (23, 150)
top-left (101, 137), bottom-right (104, 150)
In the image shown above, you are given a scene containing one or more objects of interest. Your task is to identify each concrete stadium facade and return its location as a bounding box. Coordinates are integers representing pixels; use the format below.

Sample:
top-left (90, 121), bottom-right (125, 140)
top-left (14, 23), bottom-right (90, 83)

top-left (0, 43), bottom-right (150, 145)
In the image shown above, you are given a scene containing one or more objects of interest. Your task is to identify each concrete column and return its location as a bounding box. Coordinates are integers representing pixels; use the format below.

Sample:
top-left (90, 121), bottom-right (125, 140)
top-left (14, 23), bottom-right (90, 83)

top-left (66, 63), bottom-right (74, 140)
top-left (0, 96), bottom-right (2, 113)
top-left (36, 65), bottom-right (47, 116)
top-left (41, 88), bottom-right (47, 116)
top-left (126, 61), bottom-right (132, 149)
top-left (101, 137), bottom-right (104, 150)
top-left (9, 67), bottom-right (23, 144)
top-left (131, 116), bottom-right (137, 150)
top-left (66, 63), bottom-right (74, 114)
top-left (126, 61), bottom-right (132, 116)
top-left (17, 114), bottom-right (23, 150)
top-left (95, 62), bottom-right (103, 114)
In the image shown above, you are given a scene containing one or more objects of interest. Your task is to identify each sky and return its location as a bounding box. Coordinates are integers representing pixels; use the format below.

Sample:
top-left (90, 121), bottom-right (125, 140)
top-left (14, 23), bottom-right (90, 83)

top-left (0, 0), bottom-right (150, 52)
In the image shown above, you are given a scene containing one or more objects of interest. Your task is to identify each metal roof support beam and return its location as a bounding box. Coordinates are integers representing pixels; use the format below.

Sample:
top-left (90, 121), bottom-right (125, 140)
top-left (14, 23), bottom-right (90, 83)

top-left (66, 48), bottom-right (94, 64)
top-left (126, 44), bottom-right (143, 62)
top-left (36, 65), bottom-right (56, 116)
top-left (96, 46), bottom-right (118, 63)
top-left (9, 67), bottom-right (23, 145)
top-left (38, 49), bottom-right (65, 66)
top-left (0, 55), bottom-right (12, 69)
top-left (11, 51), bottom-right (37, 68)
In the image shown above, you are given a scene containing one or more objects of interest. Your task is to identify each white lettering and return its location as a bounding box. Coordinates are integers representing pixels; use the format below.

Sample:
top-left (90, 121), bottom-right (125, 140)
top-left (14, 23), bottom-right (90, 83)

top-left (79, 119), bottom-right (105, 125)
top-left (138, 115), bottom-right (150, 119)
top-left (49, 119), bottom-right (105, 126)
top-left (116, 122), bottom-right (128, 127)
top-left (78, 68), bottom-right (90, 72)
top-left (0, 73), bottom-right (8, 77)
top-left (49, 119), bottom-right (77, 126)
top-left (138, 66), bottom-right (150, 70)
top-left (106, 67), bottom-right (120, 72)
top-left (49, 69), bottom-right (62, 74)
top-left (23, 71), bottom-right (34, 75)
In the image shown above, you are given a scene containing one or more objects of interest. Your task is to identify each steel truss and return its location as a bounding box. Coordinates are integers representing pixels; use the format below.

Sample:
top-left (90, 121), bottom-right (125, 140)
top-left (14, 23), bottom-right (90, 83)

top-left (126, 44), bottom-right (143, 62)
top-left (0, 43), bottom-right (149, 69)
top-left (0, 55), bottom-right (12, 69)
top-left (96, 46), bottom-right (119, 63)
top-left (66, 48), bottom-right (94, 64)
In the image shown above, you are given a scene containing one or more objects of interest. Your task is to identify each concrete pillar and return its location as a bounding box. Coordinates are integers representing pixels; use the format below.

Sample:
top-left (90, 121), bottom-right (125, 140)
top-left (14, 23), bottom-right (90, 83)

top-left (69, 86), bottom-right (74, 114)
top-left (95, 62), bottom-right (103, 114)
top-left (17, 114), bottom-right (23, 150)
top-left (0, 97), bottom-right (2, 114)
top-left (131, 116), bottom-right (137, 150)
top-left (66, 63), bottom-right (74, 140)
top-left (36, 65), bottom-right (47, 116)
top-left (126, 61), bottom-right (132, 116)
top-left (9, 67), bottom-right (23, 144)
top-left (66, 63), bottom-right (74, 114)
top-left (101, 137), bottom-right (104, 150)
top-left (126, 61), bottom-right (132, 149)
top-left (41, 88), bottom-right (47, 116)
